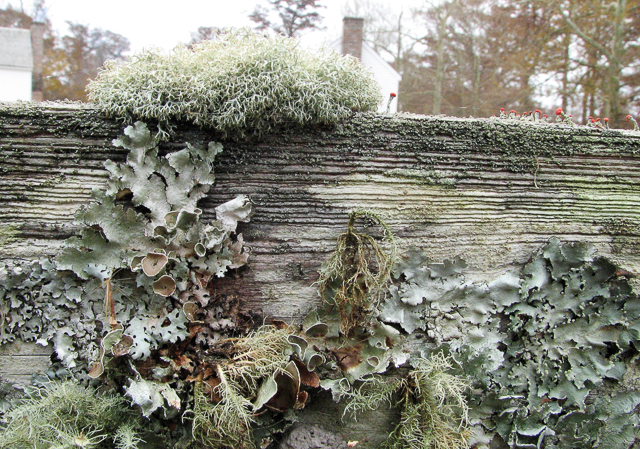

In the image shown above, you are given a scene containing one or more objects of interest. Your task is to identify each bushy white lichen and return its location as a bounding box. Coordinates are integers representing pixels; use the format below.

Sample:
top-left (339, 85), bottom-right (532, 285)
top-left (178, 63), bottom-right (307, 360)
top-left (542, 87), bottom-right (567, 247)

top-left (0, 381), bottom-right (143, 449)
top-left (342, 354), bottom-right (471, 449)
top-left (87, 29), bottom-right (381, 139)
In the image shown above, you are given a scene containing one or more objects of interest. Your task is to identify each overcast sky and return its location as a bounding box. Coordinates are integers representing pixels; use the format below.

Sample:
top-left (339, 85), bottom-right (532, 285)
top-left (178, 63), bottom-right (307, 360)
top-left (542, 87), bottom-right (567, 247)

top-left (1, 0), bottom-right (426, 54)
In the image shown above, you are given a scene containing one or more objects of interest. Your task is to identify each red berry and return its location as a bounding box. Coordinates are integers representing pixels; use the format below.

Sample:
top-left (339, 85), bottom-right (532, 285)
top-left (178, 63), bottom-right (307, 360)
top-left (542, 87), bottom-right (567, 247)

top-left (604, 118), bottom-right (609, 122)
top-left (627, 114), bottom-right (633, 121)
top-left (500, 107), bottom-right (505, 112)
top-left (556, 108), bottom-right (563, 115)
top-left (390, 92), bottom-right (397, 98)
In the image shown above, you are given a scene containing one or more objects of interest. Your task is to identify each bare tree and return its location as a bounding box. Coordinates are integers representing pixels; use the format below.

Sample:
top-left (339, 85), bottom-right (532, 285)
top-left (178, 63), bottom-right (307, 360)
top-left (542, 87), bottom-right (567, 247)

top-left (342, 0), bottom-right (418, 71)
top-left (189, 26), bottom-right (224, 45)
top-left (249, 0), bottom-right (324, 37)
top-left (45, 23), bottom-right (130, 101)
top-left (547, 0), bottom-right (640, 125)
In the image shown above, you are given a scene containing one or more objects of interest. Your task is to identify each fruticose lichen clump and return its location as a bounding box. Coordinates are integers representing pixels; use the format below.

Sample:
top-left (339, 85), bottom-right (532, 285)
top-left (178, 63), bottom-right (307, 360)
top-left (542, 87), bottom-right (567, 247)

top-left (317, 210), bottom-right (397, 335)
top-left (0, 381), bottom-right (144, 449)
top-left (87, 29), bottom-right (382, 139)
top-left (342, 353), bottom-right (470, 449)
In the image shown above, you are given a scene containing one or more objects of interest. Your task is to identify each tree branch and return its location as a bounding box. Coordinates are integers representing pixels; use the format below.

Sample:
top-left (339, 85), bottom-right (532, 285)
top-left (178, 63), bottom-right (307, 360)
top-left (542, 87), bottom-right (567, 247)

top-left (553, 1), bottom-right (611, 59)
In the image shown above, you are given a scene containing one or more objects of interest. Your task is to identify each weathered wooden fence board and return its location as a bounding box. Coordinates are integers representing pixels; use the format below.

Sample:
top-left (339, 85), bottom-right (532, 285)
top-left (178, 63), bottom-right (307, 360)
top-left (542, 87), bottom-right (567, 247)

top-left (2, 103), bottom-right (640, 323)
top-left (0, 341), bottom-right (53, 385)
top-left (2, 103), bottom-right (640, 448)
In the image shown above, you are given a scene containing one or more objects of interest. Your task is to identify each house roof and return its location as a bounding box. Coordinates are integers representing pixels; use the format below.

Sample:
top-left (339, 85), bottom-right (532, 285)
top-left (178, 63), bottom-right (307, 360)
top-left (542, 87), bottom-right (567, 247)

top-left (361, 43), bottom-right (401, 82)
top-left (329, 38), bottom-right (401, 82)
top-left (0, 26), bottom-right (33, 69)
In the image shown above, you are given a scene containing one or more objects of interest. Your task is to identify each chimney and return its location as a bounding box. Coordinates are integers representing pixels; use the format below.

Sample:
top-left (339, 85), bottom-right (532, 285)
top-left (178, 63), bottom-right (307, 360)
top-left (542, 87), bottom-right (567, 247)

top-left (30, 22), bottom-right (44, 102)
top-left (342, 17), bottom-right (364, 60)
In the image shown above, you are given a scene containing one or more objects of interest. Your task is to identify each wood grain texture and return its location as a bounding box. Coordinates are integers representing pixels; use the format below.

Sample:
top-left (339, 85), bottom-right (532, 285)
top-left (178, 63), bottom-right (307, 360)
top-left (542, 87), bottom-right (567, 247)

top-left (0, 341), bottom-right (52, 385)
top-left (2, 103), bottom-right (640, 447)
top-left (2, 102), bottom-right (640, 323)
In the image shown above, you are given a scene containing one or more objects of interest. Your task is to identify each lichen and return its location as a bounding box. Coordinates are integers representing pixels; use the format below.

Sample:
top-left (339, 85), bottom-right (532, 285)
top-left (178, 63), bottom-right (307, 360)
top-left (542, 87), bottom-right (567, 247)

top-left (87, 29), bottom-right (381, 140)
top-left (190, 325), bottom-right (312, 448)
top-left (0, 381), bottom-right (144, 449)
top-left (1, 121), bottom-right (252, 377)
top-left (380, 238), bottom-right (640, 447)
top-left (316, 210), bottom-right (397, 335)
top-left (342, 353), bottom-right (471, 449)
top-left (3, 99), bottom-right (640, 448)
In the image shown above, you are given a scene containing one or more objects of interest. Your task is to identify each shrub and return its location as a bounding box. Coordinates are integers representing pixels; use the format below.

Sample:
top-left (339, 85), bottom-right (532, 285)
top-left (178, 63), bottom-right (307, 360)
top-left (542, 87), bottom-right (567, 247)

top-left (87, 29), bottom-right (381, 139)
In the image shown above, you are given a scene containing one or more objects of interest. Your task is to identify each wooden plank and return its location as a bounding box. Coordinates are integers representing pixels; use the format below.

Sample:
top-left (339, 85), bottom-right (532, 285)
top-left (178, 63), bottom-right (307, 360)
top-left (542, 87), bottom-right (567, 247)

top-left (0, 341), bottom-right (52, 385)
top-left (2, 103), bottom-right (640, 448)
top-left (2, 103), bottom-right (640, 322)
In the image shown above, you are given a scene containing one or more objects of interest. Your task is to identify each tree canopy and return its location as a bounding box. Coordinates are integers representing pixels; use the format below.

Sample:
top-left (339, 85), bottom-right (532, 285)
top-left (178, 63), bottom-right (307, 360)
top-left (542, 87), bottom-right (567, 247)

top-left (0, 2), bottom-right (129, 101)
top-left (348, 0), bottom-right (640, 127)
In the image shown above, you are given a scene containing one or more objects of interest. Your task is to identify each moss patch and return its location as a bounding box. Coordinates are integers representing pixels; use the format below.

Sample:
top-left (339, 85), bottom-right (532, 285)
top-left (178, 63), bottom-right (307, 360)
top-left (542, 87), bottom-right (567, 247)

top-left (0, 224), bottom-right (20, 249)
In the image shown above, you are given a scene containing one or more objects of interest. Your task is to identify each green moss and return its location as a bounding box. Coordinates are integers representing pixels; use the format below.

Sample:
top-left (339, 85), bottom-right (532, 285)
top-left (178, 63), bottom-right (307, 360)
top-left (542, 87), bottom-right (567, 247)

top-left (600, 218), bottom-right (640, 235)
top-left (384, 168), bottom-right (457, 187)
top-left (0, 224), bottom-right (20, 248)
top-left (329, 114), bottom-right (640, 176)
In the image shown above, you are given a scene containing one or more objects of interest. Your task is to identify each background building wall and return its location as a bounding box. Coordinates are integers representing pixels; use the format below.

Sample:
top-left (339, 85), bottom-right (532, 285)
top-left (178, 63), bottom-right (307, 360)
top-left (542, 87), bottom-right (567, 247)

top-left (0, 26), bottom-right (34, 101)
top-left (0, 66), bottom-right (32, 101)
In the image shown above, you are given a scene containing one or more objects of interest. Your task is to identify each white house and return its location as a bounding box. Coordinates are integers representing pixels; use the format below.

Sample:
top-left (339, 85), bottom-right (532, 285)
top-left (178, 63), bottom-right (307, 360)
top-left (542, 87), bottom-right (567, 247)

top-left (331, 17), bottom-right (401, 113)
top-left (0, 23), bottom-right (44, 102)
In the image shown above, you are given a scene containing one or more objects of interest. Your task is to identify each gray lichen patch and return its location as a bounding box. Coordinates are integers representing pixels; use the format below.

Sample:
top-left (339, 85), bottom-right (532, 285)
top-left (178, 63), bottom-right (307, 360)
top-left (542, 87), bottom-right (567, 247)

top-left (380, 238), bottom-right (640, 448)
top-left (1, 122), bottom-right (253, 379)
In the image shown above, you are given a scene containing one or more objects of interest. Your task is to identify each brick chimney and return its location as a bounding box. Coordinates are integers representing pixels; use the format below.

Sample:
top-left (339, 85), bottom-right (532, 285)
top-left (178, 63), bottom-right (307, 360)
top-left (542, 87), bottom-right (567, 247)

top-left (30, 22), bottom-right (44, 102)
top-left (342, 17), bottom-right (364, 60)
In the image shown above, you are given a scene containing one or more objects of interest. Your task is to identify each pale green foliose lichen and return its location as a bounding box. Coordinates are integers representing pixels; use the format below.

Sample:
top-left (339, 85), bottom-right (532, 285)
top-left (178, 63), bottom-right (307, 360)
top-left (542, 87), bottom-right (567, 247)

top-left (381, 238), bottom-right (640, 448)
top-left (0, 121), bottom-right (252, 374)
